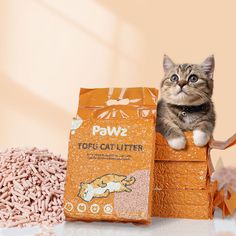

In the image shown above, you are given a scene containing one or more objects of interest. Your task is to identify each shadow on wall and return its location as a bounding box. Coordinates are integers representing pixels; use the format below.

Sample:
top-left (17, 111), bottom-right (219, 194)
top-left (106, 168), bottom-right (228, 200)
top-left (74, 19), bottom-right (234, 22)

top-left (34, 0), bottom-right (139, 64)
top-left (33, 0), bottom-right (146, 86)
top-left (0, 73), bottom-right (72, 148)
top-left (0, 0), bottom-right (156, 156)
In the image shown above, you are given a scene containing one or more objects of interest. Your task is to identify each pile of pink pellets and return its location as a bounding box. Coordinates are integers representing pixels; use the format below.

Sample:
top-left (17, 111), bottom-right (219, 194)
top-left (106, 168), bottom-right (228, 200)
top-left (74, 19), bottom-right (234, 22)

top-left (0, 147), bottom-right (67, 228)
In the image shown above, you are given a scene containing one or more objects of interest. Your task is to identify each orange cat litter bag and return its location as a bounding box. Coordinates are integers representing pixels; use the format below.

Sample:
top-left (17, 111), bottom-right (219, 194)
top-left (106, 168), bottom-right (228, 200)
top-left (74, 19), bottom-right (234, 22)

top-left (64, 88), bottom-right (158, 223)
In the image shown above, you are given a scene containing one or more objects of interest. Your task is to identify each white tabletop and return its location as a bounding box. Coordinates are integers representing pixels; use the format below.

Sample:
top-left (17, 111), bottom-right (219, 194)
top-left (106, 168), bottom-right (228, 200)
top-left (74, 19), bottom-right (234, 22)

top-left (0, 211), bottom-right (235, 236)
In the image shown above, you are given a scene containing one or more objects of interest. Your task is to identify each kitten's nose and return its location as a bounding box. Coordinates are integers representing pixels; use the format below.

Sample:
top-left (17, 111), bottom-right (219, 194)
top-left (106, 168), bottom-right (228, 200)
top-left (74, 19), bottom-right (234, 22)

top-left (178, 81), bottom-right (187, 88)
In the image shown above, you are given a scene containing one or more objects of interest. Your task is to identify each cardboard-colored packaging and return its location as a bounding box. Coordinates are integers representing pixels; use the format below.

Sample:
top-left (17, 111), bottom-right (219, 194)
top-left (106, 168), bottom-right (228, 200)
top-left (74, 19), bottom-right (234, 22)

top-left (64, 88), bottom-right (158, 223)
top-left (209, 134), bottom-right (236, 217)
top-left (155, 132), bottom-right (208, 162)
top-left (154, 132), bottom-right (214, 219)
top-left (154, 131), bottom-right (236, 219)
top-left (154, 161), bottom-right (208, 190)
top-left (152, 185), bottom-right (216, 219)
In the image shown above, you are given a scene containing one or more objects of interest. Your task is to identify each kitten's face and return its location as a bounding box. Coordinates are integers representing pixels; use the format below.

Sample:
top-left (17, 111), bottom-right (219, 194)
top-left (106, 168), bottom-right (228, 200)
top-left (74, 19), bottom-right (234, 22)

top-left (161, 55), bottom-right (214, 105)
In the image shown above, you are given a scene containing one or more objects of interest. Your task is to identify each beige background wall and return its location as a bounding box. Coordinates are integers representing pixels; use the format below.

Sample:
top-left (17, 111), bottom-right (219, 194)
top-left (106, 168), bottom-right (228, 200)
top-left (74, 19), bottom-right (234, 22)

top-left (0, 0), bottom-right (236, 166)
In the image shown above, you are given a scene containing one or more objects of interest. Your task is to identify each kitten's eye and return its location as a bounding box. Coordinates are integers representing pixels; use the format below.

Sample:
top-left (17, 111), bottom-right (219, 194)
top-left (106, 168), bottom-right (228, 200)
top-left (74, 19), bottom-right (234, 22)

top-left (188, 74), bottom-right (198, 83)
top-left (170, 74), bottom-right (179, 82)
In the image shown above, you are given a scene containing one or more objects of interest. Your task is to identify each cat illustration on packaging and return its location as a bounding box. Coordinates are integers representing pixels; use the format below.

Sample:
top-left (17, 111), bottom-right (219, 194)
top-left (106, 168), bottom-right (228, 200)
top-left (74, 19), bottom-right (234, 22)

top-left (78, 174), bottom-right (136, 202)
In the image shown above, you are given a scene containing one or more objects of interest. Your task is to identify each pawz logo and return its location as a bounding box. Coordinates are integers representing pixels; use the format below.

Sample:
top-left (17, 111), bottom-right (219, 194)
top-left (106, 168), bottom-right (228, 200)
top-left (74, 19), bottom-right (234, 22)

top-left (92, 125), bottom-right (127, 137)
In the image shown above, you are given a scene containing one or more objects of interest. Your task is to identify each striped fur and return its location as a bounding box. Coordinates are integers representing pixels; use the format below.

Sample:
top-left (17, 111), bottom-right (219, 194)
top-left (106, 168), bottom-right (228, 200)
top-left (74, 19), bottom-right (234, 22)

top-left (156, 55), bottom-right (216, 150)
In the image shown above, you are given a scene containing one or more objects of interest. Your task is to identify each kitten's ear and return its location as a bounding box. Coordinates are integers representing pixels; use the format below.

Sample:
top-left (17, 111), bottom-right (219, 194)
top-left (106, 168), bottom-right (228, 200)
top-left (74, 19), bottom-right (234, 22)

top-left (201, 55), bottom-right (215, 79)
top-left (163, 54), bottom-right (175, 74)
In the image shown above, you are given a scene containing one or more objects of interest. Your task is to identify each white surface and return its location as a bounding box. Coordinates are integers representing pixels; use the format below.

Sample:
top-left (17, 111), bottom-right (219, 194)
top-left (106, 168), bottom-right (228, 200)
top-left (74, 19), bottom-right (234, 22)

top-left (0, 212), bottom-right (235, 236)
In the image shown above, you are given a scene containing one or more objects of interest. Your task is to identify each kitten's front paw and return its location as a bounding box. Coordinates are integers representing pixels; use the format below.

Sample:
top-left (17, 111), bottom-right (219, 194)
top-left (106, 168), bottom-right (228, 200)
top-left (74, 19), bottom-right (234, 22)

top-left (167, 136), bottom-right (186, 150)
top-left (193, 130), bottom-right (210, 147)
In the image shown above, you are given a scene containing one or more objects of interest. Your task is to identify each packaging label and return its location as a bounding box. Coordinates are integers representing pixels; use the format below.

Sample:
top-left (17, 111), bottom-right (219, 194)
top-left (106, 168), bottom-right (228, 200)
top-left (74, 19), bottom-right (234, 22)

top-left (64, 88), bottom-right (158, 223)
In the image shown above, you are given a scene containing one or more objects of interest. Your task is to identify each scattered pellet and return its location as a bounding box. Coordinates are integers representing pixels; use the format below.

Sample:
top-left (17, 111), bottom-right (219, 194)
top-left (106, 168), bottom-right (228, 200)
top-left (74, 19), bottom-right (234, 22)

top-left (0, 147), bottom-right (67, 228)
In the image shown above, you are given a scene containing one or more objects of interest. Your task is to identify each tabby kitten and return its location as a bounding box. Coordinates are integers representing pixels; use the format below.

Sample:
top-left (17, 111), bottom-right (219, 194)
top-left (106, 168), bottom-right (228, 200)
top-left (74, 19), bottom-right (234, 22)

top-left (156, 55), bottom-right (216, 150)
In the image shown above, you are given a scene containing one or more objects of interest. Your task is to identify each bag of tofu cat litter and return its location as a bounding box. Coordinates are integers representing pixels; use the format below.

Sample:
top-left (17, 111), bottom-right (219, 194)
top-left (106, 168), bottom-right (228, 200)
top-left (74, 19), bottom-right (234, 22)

top-left (64, 87), bottom-right (158, 223)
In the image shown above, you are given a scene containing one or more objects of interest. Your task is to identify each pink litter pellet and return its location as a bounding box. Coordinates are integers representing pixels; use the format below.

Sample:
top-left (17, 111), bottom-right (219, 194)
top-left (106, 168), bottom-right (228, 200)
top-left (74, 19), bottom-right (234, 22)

top-left (0, 147), bottom-right (67, 228)
top-left (114, 170), bottom-right (150, 219)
